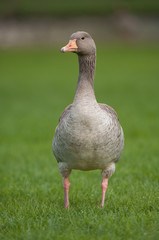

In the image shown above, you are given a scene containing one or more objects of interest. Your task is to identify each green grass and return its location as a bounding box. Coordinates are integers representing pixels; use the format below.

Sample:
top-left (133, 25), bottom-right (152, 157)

top-left (0, 44), bottom-right (159, 240)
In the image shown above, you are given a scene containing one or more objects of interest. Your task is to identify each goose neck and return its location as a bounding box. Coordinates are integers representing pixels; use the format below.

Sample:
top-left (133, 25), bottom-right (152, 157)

top-left (73, 54), bottom-right (96, 103)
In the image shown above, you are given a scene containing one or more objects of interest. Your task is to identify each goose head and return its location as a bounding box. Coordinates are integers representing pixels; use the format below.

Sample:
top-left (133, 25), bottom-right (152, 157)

top-left (61, 31), bottom-right (96, 55)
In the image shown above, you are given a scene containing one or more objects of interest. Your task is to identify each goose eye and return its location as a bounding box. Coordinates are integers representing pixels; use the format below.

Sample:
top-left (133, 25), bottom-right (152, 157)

top-left (81, 37), bottom-right (85, 40)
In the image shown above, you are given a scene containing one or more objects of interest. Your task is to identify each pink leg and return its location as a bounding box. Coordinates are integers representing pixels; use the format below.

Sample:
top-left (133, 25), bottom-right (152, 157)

top-left (63, 178), bottom-right (70, 208)
top-left (101, 178), bottom-right (108, 207)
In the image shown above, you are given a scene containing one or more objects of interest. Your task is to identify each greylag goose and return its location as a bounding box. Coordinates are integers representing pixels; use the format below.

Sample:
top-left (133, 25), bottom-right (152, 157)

top-left (53, 31), bottom-right (124, 208)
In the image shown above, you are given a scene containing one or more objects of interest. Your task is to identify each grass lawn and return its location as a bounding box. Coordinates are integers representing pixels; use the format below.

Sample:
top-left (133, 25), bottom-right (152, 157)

top-left (0, 44), bottom-right (159, 240)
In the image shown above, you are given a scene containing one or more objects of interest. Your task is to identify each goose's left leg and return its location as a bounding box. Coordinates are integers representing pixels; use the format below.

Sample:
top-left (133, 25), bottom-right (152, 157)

top-left (101, 163), bottom-right (115, 207)
top-left (101, 178), bottom-right (108, 207)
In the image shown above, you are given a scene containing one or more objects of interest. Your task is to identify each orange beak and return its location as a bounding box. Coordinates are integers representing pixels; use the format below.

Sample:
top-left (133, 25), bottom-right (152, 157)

top-left (61, 39), bottom-right (78, 53)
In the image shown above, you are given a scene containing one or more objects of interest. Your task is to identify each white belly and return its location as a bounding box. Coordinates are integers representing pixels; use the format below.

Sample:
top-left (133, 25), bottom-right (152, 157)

top-left (53, 103), bottom-right (124, 171)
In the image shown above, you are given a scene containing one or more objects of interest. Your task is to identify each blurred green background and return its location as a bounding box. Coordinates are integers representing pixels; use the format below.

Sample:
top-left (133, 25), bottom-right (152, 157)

top-left (0, 0), bottom-right (159, 17)
top-left (0, 1), bottom-right (159, 240)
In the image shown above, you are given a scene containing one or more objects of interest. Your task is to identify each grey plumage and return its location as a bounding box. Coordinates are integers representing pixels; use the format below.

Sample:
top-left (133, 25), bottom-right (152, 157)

top-left (52, 31), bottom-right (124, 206)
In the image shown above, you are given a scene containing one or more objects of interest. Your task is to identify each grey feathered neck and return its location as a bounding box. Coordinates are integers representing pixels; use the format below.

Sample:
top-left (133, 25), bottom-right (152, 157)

top-left (73, 53), bottom-right (96, 103)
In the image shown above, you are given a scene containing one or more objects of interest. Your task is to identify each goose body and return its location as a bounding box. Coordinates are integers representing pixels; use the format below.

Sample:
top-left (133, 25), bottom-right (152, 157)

top-left (53, 31), bottom-right (124, 207)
